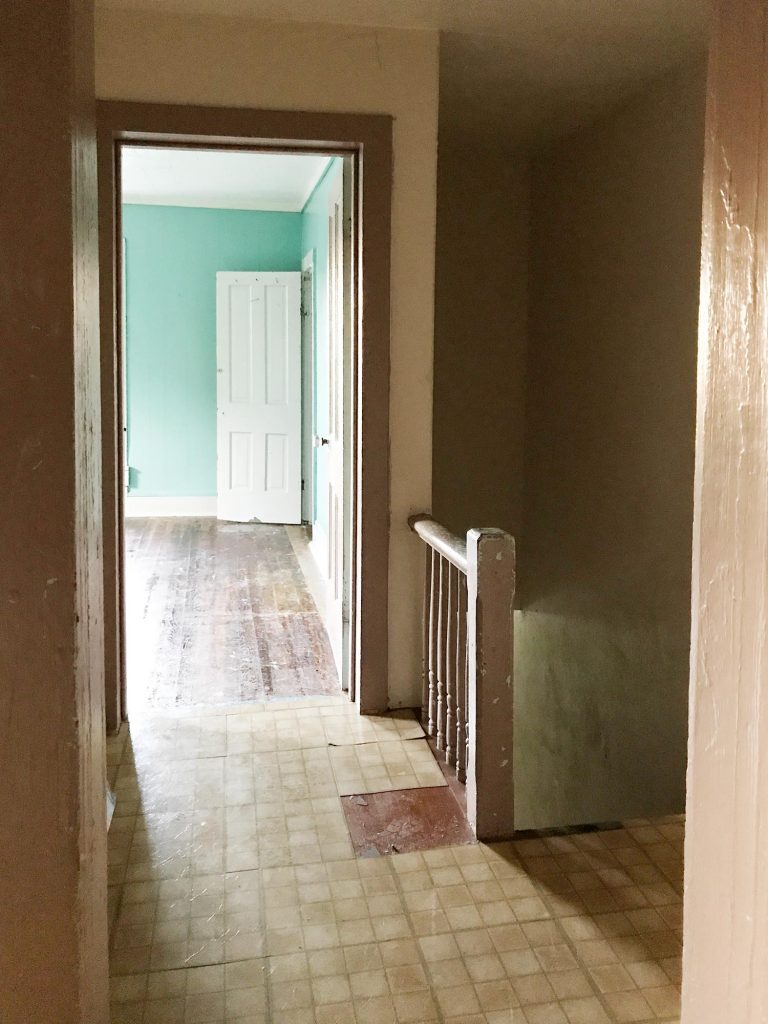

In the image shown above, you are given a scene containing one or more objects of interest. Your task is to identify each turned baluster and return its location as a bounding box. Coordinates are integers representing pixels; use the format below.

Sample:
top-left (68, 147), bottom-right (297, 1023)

top-left (455, 573), bottom-right (468, 783)
top-left (445, 564), bottom-right (456, 765)
top-left (435, 555), bottom-right (449, 751)
top-left (426, 548), bottom-right (438, 736)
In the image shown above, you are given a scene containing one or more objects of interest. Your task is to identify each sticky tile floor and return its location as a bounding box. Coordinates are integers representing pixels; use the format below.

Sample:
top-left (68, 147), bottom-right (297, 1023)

top-left (108, 696), bottom-right (684, 1023)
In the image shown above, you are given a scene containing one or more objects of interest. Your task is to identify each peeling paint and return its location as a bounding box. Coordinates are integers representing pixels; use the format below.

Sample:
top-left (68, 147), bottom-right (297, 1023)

top-left (684, 4), bottom-right (768, 1019)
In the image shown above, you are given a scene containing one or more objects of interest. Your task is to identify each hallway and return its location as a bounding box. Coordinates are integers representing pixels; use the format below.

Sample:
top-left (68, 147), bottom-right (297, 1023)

top-left (108, 694), bottom-right (684, 1023)
top-left (125, 519), bottom-right (339, 709)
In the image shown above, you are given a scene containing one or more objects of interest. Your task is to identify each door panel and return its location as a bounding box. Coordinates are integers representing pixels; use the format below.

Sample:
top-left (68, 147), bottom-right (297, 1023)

top-left (216, 271), bottom-right (301, 524)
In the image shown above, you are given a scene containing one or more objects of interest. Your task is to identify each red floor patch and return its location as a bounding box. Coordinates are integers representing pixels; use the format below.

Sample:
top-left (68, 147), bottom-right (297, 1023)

top-left (342, 786), bottom-right (475, 857)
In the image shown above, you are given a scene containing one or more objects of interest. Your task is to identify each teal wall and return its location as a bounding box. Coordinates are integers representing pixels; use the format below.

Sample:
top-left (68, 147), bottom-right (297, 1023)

top-left (123, 204), bottom-right (303, 497)
top-left (300, 158), bottom-right (341, 528)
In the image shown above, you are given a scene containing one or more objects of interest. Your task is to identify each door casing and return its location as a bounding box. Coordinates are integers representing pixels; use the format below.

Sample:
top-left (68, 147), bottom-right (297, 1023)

top-left (300, 252), bottom-right (315, 526)
top-left (324, 163), bottom-right (345, 672)
top-left (97, 101), bottom-right (393, 726)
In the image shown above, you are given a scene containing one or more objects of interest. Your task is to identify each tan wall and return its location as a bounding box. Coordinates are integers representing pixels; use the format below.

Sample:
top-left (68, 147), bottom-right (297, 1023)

top-left (683, 2), bottom-right (768, 1018)
top-left (432, 142), bottom-right (530, 539)
top-left (95, 8), bottom-right (439, 707)
top-left (514, 62), bottom-right (707, 828)
top-left (0, 1), bottom-right (108, 1019)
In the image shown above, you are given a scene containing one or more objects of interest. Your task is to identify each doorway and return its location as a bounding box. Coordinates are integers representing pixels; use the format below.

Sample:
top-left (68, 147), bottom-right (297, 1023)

top-left (98, 102), bottom-right (394, 727)
top-left (117, 144), bottom-right (350, 711)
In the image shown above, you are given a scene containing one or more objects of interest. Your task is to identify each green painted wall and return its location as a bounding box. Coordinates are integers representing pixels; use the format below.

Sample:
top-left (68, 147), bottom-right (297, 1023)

top-left (300, 158), bottom-right (341, 530)
top-left (123, 203), bottom-right (303, 497)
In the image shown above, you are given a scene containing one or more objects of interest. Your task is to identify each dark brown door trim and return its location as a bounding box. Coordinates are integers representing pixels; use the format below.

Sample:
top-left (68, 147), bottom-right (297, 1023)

top-left (96, 101), bottom-right (393, 727)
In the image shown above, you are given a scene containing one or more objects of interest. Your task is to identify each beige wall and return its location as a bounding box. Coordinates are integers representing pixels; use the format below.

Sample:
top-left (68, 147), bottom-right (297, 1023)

top-left (514, 62), bottom-right (707, 828)
top-left (95, 8), bottom-right (439, 708)
top-left (1, 2), bottom-right (108, 1019)
top-left (683, 2), bottom-right (768, 1018)
top-left (432, 141), bottom-right (530, 539)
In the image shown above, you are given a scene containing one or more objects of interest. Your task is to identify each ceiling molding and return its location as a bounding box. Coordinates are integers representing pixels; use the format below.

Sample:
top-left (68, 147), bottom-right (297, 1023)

top-left (121, 148), bottom-right (332, 213)
top-left (121, 193), bottom-right (304, 212)
top-left (299, 158), bottom-right (336, 211)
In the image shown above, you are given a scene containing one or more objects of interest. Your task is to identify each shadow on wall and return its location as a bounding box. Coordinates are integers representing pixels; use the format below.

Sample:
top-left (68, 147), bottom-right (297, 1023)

top-left (432, 60), bottom-right (707, 831)
top-left (514, 61), bottom-right (707, 829)
top-left (432, 143), bottom-right (530, 540)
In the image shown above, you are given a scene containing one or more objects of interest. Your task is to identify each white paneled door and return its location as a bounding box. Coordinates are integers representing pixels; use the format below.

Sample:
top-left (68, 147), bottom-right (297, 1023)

top-left (216, 272), bottom-right (302, 524)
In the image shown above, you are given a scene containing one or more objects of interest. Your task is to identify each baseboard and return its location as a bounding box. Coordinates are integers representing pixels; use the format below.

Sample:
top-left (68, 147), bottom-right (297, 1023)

top-left (308, 528), bottom-right (330, 584)
top-left (287, 526), bottom-right (330, 624)
top-left (124, 496), bottom-right (218, 518)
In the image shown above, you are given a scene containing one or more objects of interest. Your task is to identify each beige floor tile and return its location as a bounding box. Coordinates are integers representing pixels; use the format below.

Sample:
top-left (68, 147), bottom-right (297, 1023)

top-left (354, 994), bottom-right (398, 1023)
top-left (561, 996), bottom-right (612, 1023)
top-left (350, 968), bottom-right (389, 998)
top-left (602, 988), bottom-right (655, 1021)
top-left (525, 1003), bottom-right (569, 1024)
top-left (513, 972), bottom-right (558, 1006)
top-left (109, 700), bottom-right (684, 1024)
top-left (642, 983), bottom-right (681, 1016)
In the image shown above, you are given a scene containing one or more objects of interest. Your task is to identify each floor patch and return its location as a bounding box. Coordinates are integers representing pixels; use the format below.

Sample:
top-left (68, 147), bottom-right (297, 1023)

top-left (330, 737), bottom-right (447, 795)
top-left (342, 785), bottom-right (475, 856)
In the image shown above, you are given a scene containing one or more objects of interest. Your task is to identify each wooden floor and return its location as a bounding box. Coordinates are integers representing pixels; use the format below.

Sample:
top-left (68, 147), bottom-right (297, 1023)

top-left (124, 518), bottom-right (339, 710)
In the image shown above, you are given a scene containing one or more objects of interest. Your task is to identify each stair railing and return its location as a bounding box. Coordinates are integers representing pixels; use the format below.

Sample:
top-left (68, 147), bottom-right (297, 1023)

top-left (409, 514), bottom-right (516, 839)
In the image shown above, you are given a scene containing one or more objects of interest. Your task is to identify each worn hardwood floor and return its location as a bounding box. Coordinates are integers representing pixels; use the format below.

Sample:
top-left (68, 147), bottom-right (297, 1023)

top-left (124, 518), bottom-right (339, 710)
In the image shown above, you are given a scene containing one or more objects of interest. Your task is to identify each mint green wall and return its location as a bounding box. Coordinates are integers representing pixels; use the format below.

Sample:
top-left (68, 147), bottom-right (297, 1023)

top-left (123, 204), bottom-right (303, 497)
top-left (300, 158), bottom-right (341, 528)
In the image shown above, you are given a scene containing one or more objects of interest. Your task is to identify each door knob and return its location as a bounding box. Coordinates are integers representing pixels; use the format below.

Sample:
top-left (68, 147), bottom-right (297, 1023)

top-left (313, 435), bottom-right (330, 447)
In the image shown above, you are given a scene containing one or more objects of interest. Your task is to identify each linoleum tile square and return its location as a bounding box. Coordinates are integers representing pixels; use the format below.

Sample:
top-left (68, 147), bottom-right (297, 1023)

top-left (603, 989), bottom-right (655, 1021)
top-left (525, 1004), bottom-right (569, 1024)
top-left (560, 996), bottom-right (611, 1023)
top-left (393, 989), bottom-right (440, 1022)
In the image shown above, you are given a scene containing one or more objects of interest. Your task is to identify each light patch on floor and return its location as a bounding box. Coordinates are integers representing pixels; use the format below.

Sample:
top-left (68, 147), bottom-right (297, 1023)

top-left (323, 710), bottom-right (425, 747)
top-left (330, 740), bottom-right (448, 796)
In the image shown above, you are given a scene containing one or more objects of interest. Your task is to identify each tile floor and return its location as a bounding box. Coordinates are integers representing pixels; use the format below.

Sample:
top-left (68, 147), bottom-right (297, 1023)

top-left (108, 696), bottom-right (684, 1023)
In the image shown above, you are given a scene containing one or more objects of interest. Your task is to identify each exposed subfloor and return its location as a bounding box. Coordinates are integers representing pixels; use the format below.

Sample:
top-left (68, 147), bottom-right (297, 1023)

top-left (108, 695), bottom-right (684, 1024)
top-left (124, 518), bottom-right (339, 709)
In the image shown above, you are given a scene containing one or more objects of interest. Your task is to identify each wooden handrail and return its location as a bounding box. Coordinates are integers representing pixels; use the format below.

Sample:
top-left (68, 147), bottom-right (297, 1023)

top-left (408, 514), bottom-right (468, 573)
top-left (409, 512), bottom-right (516, 840)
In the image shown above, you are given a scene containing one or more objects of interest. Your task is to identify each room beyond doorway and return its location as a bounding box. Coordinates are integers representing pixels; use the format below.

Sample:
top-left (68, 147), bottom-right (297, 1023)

top-left (119, 142), bottom-right (350, 712)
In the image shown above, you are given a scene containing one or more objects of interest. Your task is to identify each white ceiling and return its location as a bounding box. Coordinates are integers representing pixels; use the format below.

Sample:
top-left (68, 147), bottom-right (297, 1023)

top-left (121, 147), bottom-right (332, 211)
top-left (100, 0), bottom-right (711, 147)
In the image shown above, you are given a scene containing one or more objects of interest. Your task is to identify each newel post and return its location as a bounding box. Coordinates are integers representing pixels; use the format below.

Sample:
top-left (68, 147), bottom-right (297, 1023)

top-left (466, 528), bottom-right (516, 840)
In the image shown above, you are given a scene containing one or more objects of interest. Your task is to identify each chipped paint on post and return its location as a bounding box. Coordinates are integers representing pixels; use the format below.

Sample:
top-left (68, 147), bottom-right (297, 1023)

top-left (683, 2), bottom-right (768, 1020)
top-left (466, 527), bottom-right (516, 839)
top-left (0, 2), bottom-right (109, 1019)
